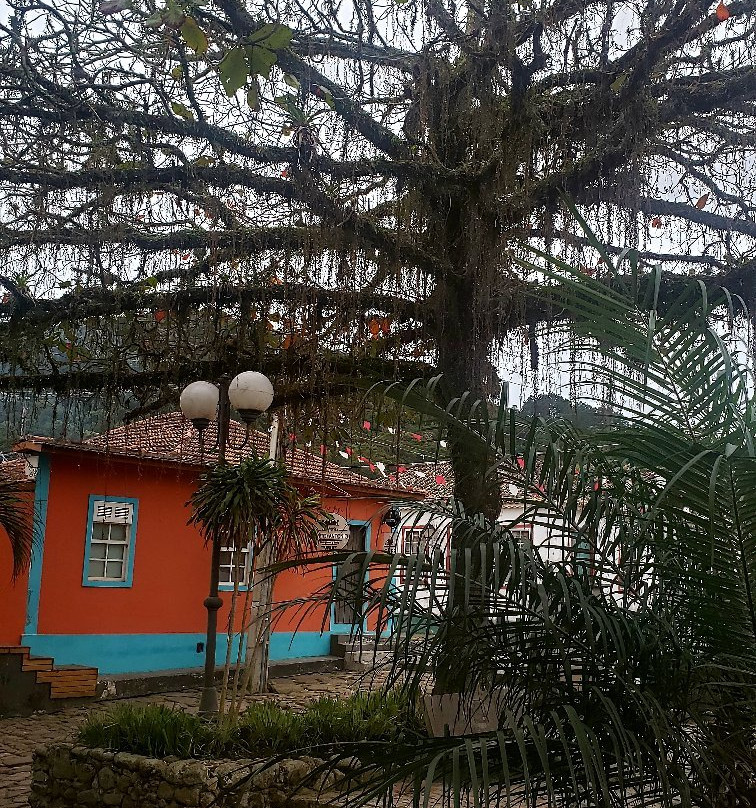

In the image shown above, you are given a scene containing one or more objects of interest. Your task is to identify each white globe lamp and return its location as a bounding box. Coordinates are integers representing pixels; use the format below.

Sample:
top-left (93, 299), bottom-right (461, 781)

top-left (228, 371), bottom-right (274, 423)
top-left (179, 380), bottom-right (219, 430)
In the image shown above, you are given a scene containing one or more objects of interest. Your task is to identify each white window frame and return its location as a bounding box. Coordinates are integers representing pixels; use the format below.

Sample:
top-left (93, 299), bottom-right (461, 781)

top-left (219, 542), bottom-right (252, 589)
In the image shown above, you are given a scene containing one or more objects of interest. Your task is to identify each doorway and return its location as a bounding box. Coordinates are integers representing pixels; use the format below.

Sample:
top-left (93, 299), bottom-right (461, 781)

top-left (331, 521), bottom-right (369, 632)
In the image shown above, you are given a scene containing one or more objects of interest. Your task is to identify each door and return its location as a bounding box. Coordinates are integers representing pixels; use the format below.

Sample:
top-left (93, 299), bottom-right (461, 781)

top-left (332, 523), bottom-right (368, 632)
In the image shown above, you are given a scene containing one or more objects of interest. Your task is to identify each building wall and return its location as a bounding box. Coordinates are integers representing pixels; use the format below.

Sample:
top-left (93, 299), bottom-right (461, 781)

top-left (393, 504), bottom-right (562, 574)
top-left (11, 450), bottom-right (395, 673)
top-left (0, 485), bottom-right (34, 646)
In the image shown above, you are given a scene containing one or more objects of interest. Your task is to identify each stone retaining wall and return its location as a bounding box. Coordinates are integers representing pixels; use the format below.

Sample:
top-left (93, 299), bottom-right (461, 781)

top-left (30, 744), bottom-right (348, 808)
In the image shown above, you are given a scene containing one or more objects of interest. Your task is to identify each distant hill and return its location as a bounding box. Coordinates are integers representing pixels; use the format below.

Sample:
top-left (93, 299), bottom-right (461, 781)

top-left (520, 393), bottom-right (618, 428)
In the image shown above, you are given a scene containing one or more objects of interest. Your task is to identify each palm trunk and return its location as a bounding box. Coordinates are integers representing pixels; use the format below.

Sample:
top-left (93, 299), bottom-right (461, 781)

top-left (218, 549), bottom-right (241, 717)
top-left (232, 415), bottom-right (281, 711)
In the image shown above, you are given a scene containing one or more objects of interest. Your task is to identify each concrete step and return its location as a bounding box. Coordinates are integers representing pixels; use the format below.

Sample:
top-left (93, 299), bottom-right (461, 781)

top-left (0, 651), bottom-right (99, 716)
top-left (330, 635), bottom-right (393, 658)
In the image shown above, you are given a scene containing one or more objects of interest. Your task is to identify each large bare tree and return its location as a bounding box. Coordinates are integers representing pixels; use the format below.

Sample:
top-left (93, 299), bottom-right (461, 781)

top-left (1, 0), bottom-right (755, 512)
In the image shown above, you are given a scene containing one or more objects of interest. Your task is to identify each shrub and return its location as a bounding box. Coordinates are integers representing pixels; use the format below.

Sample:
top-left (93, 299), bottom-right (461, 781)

top-left (236, 701), bottom-right (306, 754)
top-left (79, 703), bottom-right (214, 759)
top-left (77, 690), bottom-right (424, 759)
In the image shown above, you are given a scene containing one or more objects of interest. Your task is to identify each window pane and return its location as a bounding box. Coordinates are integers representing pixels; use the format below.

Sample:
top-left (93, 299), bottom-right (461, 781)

top-left (109, 524), bottom-right (128, 542)
top-left (106, 561), bottom-right (124, 580)
top-left (91, 523), bottom-right (108, 541)
top-left (219, 566), bottom-right (232, 584)
top-left (88, 560), bottom-right (106, 578)
top-left (89, 542), bottom-right (108, 561)
top-left (107, 544), bottom-right (126, 561)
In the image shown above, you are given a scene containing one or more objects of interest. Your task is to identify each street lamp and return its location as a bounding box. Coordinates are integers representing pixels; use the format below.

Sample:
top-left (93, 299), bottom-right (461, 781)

top-left (180, 370), bottom-right (274, 716)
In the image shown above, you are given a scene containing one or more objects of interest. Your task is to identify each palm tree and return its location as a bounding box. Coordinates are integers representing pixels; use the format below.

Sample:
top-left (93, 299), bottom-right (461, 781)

top-left (281, 233), bottom-right (756, 807)
top-left (188, 455), bottom-right (325, 714)
top-left (0, 472), bottom-right (34, 579)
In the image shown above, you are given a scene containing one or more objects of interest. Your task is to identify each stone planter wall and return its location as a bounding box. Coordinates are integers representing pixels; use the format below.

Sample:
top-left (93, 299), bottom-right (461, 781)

top-left (30, 744), bottom-right (348, 808)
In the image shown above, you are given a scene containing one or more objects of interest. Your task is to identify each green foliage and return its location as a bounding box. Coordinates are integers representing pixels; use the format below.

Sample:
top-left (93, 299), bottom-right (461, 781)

top-left (284, 233), bottom-right (756, 807)
top-left (0, 473), bottom-right (34, 578)
top-left (187, 455), bottom-right (326, 558)
top-left (179, 17), bottom-right (207, 54)
top-left (299, 690), bottom-right (424, 747)
top-left (216, 23), bottom-right (292, 96)
top-left (78, 691), bottom-right (423, 759)
top-left (78, 704), bottom-right (212, 759)
top-left (218, 47), bottom-right (248, 96)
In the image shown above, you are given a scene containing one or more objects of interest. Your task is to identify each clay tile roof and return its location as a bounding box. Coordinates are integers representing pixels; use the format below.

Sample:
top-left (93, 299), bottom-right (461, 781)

top-left (79, 412), bottom-right (416, 494)
top-left (0, 457), bottom-right (29, 483)
top-left (398, 461), bottom-right (455, 498)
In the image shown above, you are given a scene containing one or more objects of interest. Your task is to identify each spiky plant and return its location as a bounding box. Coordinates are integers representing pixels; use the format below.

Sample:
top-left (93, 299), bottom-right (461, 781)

top-left (188, 455), bottom-right (325, 560)
top-left (278, 236), bottom-right (756, 807)
top-left (0, 472), bottom-right (33, 578)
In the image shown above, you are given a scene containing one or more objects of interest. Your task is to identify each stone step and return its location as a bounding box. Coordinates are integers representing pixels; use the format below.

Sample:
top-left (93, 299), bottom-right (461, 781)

top-left (330, 634), bottom-right (393, 658)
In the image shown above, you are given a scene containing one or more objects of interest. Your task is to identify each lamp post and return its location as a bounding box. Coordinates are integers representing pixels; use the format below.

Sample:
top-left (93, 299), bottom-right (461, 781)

top-left (180, 370), bottom-right (274, 716)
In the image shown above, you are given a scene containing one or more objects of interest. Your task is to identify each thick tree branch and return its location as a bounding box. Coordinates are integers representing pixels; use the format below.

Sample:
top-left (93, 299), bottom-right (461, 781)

top-left (2, 281), bottom-right (431, 330)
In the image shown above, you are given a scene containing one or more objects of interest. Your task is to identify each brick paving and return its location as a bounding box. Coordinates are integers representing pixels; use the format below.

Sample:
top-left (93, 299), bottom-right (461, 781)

top-left (0, 670), bottom-right (380, 808)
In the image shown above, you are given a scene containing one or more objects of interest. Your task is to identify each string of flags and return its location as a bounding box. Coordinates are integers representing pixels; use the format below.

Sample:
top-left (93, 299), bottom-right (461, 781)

top-left (284, 421), bottom-right (449, 484)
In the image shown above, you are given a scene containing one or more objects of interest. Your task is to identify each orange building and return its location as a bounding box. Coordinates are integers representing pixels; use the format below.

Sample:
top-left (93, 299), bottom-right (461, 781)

top-left (0, 413), bottom-right (419, 674)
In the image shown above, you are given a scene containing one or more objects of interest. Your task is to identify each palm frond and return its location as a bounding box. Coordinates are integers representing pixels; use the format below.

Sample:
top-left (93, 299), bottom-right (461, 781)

top-left (0, 473), bottom-right (34, 579)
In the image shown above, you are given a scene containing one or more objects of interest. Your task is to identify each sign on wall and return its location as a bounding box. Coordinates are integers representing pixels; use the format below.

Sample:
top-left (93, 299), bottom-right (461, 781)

top-left (317, 513), bottom-right (351, 551)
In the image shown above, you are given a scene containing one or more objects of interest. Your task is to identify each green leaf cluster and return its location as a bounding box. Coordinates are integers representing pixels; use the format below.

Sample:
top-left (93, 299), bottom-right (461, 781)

top-left (187, 454), bottom-right (326, 558)
top-left (217, 24), bottom-right (293, 97)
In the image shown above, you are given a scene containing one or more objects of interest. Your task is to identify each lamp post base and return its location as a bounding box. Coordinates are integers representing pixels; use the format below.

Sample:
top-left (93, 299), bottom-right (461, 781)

top-left (198, 685), bottom-right (219, 717)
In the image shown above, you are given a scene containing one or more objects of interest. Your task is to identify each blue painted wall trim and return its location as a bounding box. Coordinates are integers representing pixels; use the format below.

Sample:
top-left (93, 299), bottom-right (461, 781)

top-left (21, 631), bottom-right (332, 675)
top-left (81, 495), bottom-right (140, 588)
top-left (24, 454), bottom-right (50, 635)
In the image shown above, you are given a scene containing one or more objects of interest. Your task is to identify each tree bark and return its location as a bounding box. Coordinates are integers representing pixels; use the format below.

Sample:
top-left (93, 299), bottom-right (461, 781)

top-left (433, 269), bottom-right (501, 693)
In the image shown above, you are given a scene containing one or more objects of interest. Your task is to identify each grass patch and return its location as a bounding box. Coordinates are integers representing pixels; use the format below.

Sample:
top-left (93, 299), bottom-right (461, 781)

top-left (78, 690), bottom-right (424, 759)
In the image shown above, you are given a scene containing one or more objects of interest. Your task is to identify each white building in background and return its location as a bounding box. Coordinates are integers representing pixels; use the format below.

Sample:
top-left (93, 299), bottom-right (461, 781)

top-left (391, 461), bottom-right (576, 574)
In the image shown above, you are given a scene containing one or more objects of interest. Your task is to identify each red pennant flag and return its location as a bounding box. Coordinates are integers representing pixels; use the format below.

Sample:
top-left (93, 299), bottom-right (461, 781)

top-left (398, 465), bottom-right (407, 473)
top-left (716, 1), bottom-right (730, 20)
top-left (435, 474), bottom-right (447, 485)
top-left (362, 420), bottom-right (371, 430)
top-left (410, 433), bottom-right (422, 441)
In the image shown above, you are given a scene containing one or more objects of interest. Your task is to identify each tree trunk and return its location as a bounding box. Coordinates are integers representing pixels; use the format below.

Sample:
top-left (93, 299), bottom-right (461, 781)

top-left (433, 271), bottom-right (502, 693)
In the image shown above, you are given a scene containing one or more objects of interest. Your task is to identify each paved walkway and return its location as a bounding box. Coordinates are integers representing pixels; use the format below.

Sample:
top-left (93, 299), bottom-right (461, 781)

top-left (0, 670), bottom-right (378, 808)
